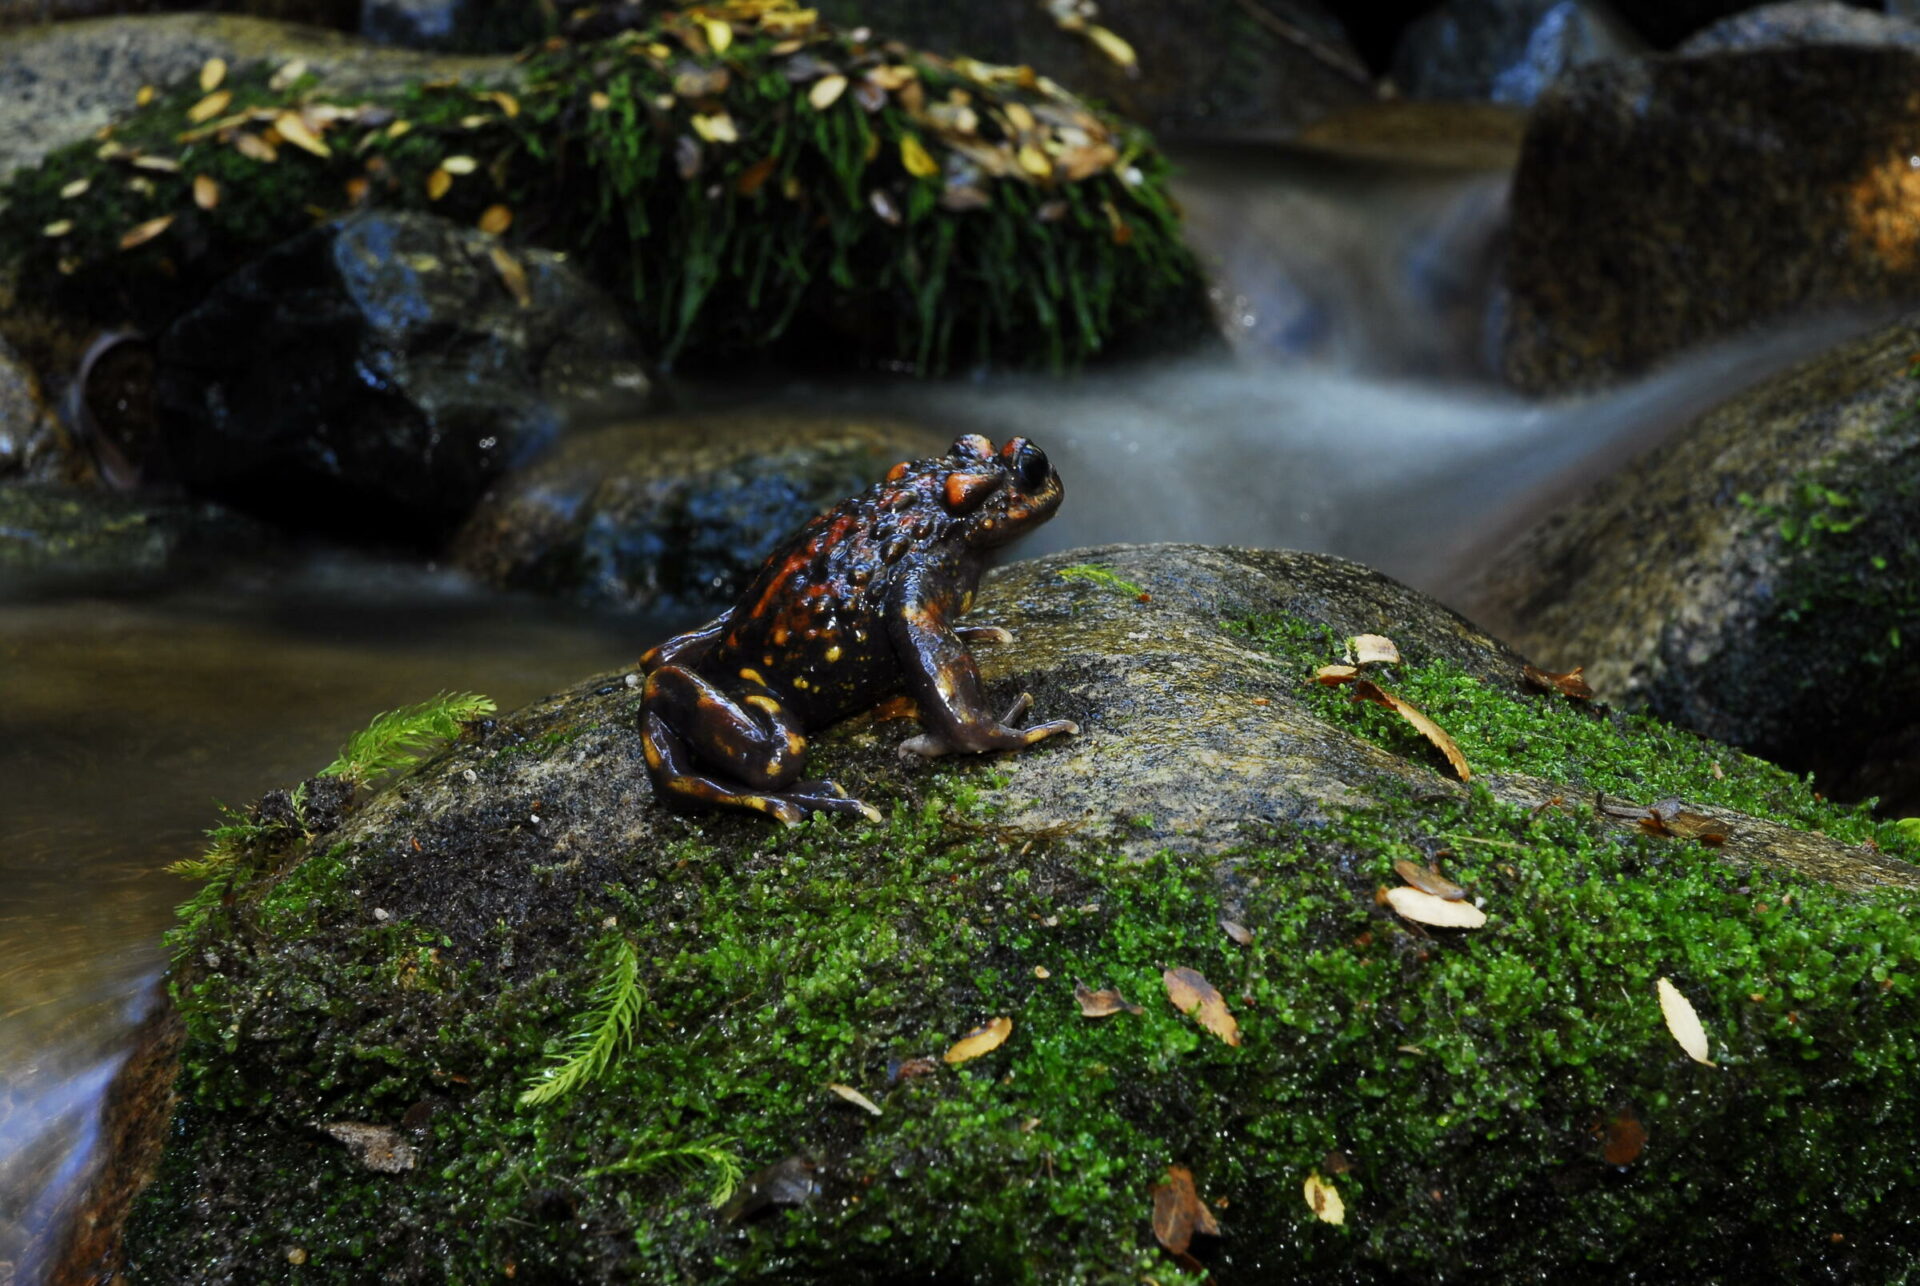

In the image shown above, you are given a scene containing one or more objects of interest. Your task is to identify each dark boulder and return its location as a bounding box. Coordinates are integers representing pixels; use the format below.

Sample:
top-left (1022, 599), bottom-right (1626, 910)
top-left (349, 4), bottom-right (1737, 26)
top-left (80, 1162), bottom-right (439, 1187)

top-left (1390, 0), bottom-right (1643, 105)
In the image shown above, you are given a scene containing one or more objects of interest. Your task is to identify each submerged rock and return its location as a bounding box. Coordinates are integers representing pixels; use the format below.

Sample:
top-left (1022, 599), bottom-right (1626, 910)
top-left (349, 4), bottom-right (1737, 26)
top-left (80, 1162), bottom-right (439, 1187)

top-left (1390, 0), bottom-right (1643, 106)
top-left (451, 411), bottom-right (946, 614)
top-left (152, 210), bottom-right (651, 544)
top-left (1471, 312), bottom-right (1920, 813)
top-left (0, 484), bottom-right (275, 585)
top-left (1504, 44), bottom-right (1920, 393)
top-left (79, 544), bottom-right (1920, 1282)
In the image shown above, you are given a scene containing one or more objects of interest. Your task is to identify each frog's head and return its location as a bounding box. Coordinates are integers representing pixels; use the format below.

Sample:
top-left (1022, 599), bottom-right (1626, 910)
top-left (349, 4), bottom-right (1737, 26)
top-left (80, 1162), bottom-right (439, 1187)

top-left (938, 433), bottom-right (1064, 548)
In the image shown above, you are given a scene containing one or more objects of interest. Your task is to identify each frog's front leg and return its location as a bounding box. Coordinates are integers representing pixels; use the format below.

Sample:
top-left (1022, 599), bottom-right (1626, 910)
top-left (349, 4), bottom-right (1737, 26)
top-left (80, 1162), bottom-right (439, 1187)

top-left (641, 666), bottom-right (881, 826)
top-left (887, 573), bottom-right (1078, 759)
top-left (640, 612), bottom-right (731, 673)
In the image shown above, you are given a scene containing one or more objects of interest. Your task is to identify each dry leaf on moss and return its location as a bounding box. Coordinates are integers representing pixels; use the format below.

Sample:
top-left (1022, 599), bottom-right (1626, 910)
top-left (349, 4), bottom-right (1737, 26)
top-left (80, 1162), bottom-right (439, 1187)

top-left (943, 1016), bottom-right (1012, 1064)
top-left (1656, 977), bottom-right (1715, 1066)
top-left (1350, 679), bottom-right (1470, 781)
top-left (1074, 981), bottom-right (1143, 1018)
top-left (1315, 663), bottom-right (1359, 685)
top-left (274, 111), bottom-right (330, 157)
top-left (199, 57), bottom-right (227, 92)
top-left (808, 74), bottom-right (848, 109)
top-left (192, 174), bottom-right (219, 210)
top-left (826, 1083), bottom-right (882, 1116)
top-left (186, 90), bottom-right (233, 125)
top-left (1392, 859), bottom-right (1466, 901)
top-left (1150, 1164), bottom-right (1220, 1255)
top-left (1385, 885), bottom-right (1486, 929)
top-left (1349, 634), bottom-right (1400, 666)
top-left (1303, 1170), bottom-right (1345, 1224)
top-left (489, 244), bottom-right (531, 308)
top-left (1162, 967), bottom-right (1241, 1046)
top-left (117, 214), bottom-right (174, 250)
top-left (1522, 663), bottom-right (1595, 700)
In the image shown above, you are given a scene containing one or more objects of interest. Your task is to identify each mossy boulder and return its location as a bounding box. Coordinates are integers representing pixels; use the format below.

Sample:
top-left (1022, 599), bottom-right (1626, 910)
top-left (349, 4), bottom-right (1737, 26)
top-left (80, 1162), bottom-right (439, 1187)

top-left (1469, 313), bottom-right (1920, 815)
top-left (96, 544), bottom-right (1920, 1282)
top-left (1502, 44), bottom-right (1920, 394)
top-left (151, 209), bottom-right (651, 544)
top-left (450, 411), bottom-right (946, 614)
top-left (0, 3), bottom-right (1208, 377)
top-left (0, 484), bottom-right (276, 586)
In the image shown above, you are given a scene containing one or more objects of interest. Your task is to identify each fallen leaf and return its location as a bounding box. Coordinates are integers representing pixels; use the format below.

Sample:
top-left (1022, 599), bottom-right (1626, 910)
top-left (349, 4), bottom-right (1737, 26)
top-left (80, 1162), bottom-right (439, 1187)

top-left (1016, 143), bottom-right (1053, 179)
top-left (1314, 663), bottom-right (1360, 685)
top-left (1150, 1164), bottom-right (1220, 1255)
top-left (136, 84), bottom-right (155, 108)
top-left (943, 1016), bottom-right (1012, 1064)
top-left (1220, 918), bottom-right (1253, 945)
top-left (489, 244), bottom-right (531, 308)
top-left (131, 154), bottom-right (181, 173)
top-left (736, 155), bottom-right (778, 197)
top-left (886, 1056), bottom-right (940, 1084)
top-left (274, 111), bottom-right (331, 158)
top-left (440, 154), bottom-right (478, 175)
top-left (1073, 980), bottom-right (1144, 1018)
top-left (1385, 885), bottom-right (1486, 929)
top-left (269, 58), bottom-right (308, 92)
top-left (59, 178), bottom-right (89, 198)
top-left (900, 134), bottom-right (939, 178)
top-left (826, 1083), bottom-right (882, 1116)
top-left (1303, 1170), bottom-right (1345, 1224)
top-left (1086, 23), bottom-right (1138, 71)
top-left (1350, 679), bottom-right (1470, 781)
top-left (703, 17), bottom-right (733, 53)
top-left (487, 90), bottom-right (519, 117)
top-left (186, 90), bottom-right (233, 125)
top-left (1637, 799), bottom-right (1731, 846)
top-left (808, 74), bottom-right (848, 110)
top-left (41, 219), bottom-right (73, 238)
top-left (1656, 977), bottom-right (1715, 1066)
top-left (589, 90), bottom-right (611, 111)
top-left (233, 131), bottom-right (277, 162)
top-left (426, 167), bottom-right (452, 200)
top-left (1004, 102), bottom-right (1037, 134)
top-left (1162, 967), bottom-right (1241, 1046)
top-left (1349, 634), bottom-right (1401, 666)
top-left (691, 112), bottom-right (738, 144)
top-left (344, 175), bottom-right (369, 204)
top-left (192, 174), bottom-right (219, 210)
top-left (199, 57), bottom-right (227, 92)
top-left (868, 188), bottom-right (902, 225)
top-left (117, 214), bottom-right (174, 250)
top-left (1392, 859), bottom-right (1467, 901)
top-left (1522, 664), bottom-right (1595, 700)
top-left (319, 1121), bottom-right (415, 1173)
top-left (1600, 1106), bottom-right (1647, 1166)
top-left (477, 203), bottom-right (512, 234)
top-left (869, 64), bottom-right (916, 90)
top-left (386, 119), bottom-right (412, 139)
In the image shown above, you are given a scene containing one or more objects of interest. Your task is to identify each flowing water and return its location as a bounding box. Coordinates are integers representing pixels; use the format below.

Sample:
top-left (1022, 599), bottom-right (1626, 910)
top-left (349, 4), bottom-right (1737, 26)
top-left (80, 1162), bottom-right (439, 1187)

top-left (0, 138), bottom-right (1879, 1280)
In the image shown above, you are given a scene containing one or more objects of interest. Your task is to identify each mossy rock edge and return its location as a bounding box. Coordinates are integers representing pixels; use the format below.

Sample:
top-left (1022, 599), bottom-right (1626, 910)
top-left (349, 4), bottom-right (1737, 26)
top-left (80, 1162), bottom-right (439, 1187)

top-left (114, 544), bottom-right (1920, 1282)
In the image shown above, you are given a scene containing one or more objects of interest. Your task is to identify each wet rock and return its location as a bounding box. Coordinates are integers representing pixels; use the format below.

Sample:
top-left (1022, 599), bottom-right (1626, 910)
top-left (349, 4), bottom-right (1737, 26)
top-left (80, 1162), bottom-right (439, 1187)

top-left (1471, 313), bottom-right (1920, 813)
top-left (152, 210), bottom-right (651, 545)
top-left (0, 13), bottom-right (512, 181)
top-left (1677, 1), bottom-right (1920, 54)
top-left (1503, 44), bottom-right (1920, 394)
top-left (359, 0), bottom-right (547, 52)
top-left (0, 335), bottom-right (77, 483)
top-left (88, 543), bottom-right (1920, 1284)
top-left (811, 0), bottom-right (1374, 139)
top-left (1290, 99), bottom-right (1529, 169)
top-left (0, 484), bottom-right (275, 585)
top-left (1390, 0), bottom-right (1643, 105)
top-left (450, 411), bottom-right (945, 614)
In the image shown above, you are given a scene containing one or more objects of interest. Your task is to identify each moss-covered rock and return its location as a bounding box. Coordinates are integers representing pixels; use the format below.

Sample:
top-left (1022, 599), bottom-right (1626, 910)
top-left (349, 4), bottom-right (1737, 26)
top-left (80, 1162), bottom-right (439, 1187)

top-left (1470, 313), bottom-right (1920, 814)
top-left (450, 410), bottom-right (946, 614)
top-left (0, 483), bottom-right (277, 585)
top-left (0, 3), bottom-right (1208, 377)
top-left (96, 544), bottom-right (1920, 1282)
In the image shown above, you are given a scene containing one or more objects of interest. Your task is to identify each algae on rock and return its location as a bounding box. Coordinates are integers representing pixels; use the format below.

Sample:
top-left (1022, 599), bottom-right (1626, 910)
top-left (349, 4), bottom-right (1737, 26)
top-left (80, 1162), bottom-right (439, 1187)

top-left (104, 545), bottom-right (1920, 1283)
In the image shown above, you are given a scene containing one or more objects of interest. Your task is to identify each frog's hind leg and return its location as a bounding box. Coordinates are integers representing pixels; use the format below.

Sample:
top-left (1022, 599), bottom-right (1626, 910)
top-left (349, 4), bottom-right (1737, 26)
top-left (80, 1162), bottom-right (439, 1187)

top-left (641, 668), bottom-right (880, 825)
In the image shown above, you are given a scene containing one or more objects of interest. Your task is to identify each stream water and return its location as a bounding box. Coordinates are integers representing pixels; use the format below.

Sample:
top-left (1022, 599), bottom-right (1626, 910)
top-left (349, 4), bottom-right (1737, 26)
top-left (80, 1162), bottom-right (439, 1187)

top-left (0, 139), bottom-right (1874, 1280)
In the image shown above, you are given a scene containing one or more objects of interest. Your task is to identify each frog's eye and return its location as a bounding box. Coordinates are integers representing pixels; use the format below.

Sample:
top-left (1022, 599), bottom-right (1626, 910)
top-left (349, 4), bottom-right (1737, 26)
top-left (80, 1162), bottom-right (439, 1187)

top-left (1008, 440), bottom-right (1051, 493)
top-left (950, 434), bottom-right (995, 461)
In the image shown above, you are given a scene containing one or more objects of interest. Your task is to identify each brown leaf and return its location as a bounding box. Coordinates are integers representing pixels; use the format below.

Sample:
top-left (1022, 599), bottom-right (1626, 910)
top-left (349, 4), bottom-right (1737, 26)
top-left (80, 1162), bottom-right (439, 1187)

top-left (1314, 663), bottom-right (1360, 686)
top-left (488, 244), bottom-right (531, 308)
top-left (233, 132), bottom-right (277, 163)
top-left (1350, 679), bottom-right (1470, 781)
top-left (1638, 798), bottom-right (1731, 845)
top-left (825, 1083), bottom-right (882, 1116)
top-left (192, 173), bottom-right (219, 210)
top-left (736, 155), bottom-right (778, 197)
top-left (1522, 663), bottom-right (1595, 700)
top-left (1162, 967), bottom-right (1241, 1046)
top-left (943, 1016), bottom-right (1012, 1064)
top-left (1349, 634), bottom-right (1401, 666)
top-left (1220, 918), bottom-right (1253, 945)
top-left (1384, 885), bottom-right (1486, 929)
top-left (886, 1055), bottom-right (940, 1084)
top-left (1303, 1170), bottom-right (1345, 1224)
top-left (1073, 980), bottom-right (1143, 1018)
top-left (1392, 859), bottom-right (1466, 901)
top-left (1150, 1164), bottom-right (1220, 1255)
top-left (117, 214), bottom-right (175, 250)
top-left (1600, 1106), bottom-right (1647, 1166)
top-left (426, 167), bottom-right (452, 200)
top-left (477, 204), bottom-right (512, 234)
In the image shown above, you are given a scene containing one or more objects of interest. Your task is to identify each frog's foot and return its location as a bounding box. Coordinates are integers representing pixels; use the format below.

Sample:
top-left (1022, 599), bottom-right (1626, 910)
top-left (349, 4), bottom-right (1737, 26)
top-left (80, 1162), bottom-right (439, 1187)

top-left (775, 780), bottom-right (884, 825)
top-left (897, 692), bottom-right (1079, 759)
top-left (957, 625), bottom-right (1015, 645)
top-left (643, 712), bottom-right (881, 826)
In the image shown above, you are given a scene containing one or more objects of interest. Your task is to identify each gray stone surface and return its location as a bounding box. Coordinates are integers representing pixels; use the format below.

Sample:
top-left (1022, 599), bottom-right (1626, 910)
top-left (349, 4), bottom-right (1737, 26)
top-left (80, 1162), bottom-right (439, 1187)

top-left (1391, 0), bottom-right (1644, 105)
top-left (1678, 1), bottom-right (1920, 54)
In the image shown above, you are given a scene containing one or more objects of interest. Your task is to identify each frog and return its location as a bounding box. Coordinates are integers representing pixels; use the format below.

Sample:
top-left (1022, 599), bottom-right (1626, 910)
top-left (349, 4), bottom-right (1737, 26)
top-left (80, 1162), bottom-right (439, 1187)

top-left (638, 433), bottom-right (1079, 825)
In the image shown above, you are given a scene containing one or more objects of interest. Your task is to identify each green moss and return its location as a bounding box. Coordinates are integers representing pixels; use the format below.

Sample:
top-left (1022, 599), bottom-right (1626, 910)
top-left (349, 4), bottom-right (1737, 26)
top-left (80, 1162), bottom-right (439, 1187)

top-left (0, 4), bottom-right (1206, 375)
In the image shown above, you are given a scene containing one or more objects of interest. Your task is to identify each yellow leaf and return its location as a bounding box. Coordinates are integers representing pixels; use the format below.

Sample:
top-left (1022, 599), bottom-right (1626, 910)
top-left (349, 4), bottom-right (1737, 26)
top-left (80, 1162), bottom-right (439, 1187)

top-left (1385, 886), bottom-right (1487, 929)
top-left (1314, 663), bottom-right (1359, 686)
top-left (199, 57), bottom-right (227, 92)
top-left (135, 84), bottom-right (155, 108)
top-left (825, 1083), bottom-right (881, 1116)
top-left (60, 178), bottom-right (90, 199)
top-left (703, 17), bottom-right (733, 53)
top-left (808, 74), bottom-right (848, 110)
top-left (1657, 977), bottom-right (1716, 1067)
top-left (1004, 102), bottom-right (1036, 134)
top-left (477, 204), bottom-right (512, 234)
top-left (117, 214), bottom-right (175, 250)
top-left (1348, 634), bottom-right (1401, 666)
top-left (268, 58), bottom-right (308, 92)
top-left (1349, 679), bottom-right (1470, 781)
top-left (193, 174), bottom-right (219, 210)
top-left (233, 132), bottom-right (278, 163)
top-left (691, 112), bottom-right (739, 143)
top-left (489, 244), bottom-right (531, 308)
top-left (274, 111), bottom-right (331, 158)
top-left (942, 1016), bottom-right (1012, 1064)
top-left (42, 220), bottom-right (73, 238)
top-left (426, 168), bottom-right (452, 200)
top-left (899, 134), bottom-right (938, 178)
top-left (186, 90), bottom-right (233, 126)
top-left (1162, 967), bottom-right (1241, 1046)
top-left (440, 154), bottom-right (478, 175)
top-left (589, 91), bottom-right (611, 111)
top-left (386, 119), bottom-right (412, 139)
top-left (1086, 23), bottom-right (1137, 71)
top-left (1304, 1171), bottom-right (1346, 1225)
top-left (488, 90), bottom-right (520, 117)
top-left (132, 155), bottom-right (181, 173)
top-left (1016, 143), bottom-right (1053, 179)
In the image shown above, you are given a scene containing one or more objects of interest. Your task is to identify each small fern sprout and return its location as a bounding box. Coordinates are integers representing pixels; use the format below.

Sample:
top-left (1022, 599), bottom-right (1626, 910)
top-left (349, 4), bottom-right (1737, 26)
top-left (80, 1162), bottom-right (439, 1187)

top-left (520, 934), bottom-right (645, 1108)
